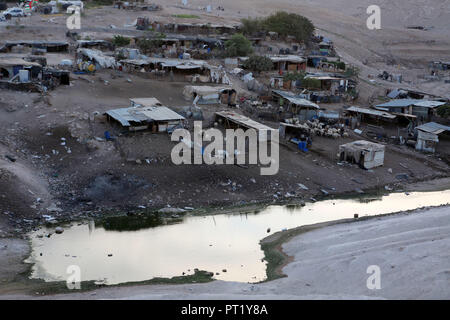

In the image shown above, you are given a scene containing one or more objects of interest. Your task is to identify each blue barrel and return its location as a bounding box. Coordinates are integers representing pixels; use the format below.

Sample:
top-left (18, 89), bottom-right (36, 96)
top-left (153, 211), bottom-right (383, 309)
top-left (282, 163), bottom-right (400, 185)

top-left (298, 141), bottom-right (306, 151)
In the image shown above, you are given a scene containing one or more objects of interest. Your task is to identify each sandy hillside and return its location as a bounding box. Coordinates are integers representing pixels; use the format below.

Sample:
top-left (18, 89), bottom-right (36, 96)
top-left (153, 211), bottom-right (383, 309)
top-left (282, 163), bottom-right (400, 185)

top-left (164, 0), bottom-right (450, 97)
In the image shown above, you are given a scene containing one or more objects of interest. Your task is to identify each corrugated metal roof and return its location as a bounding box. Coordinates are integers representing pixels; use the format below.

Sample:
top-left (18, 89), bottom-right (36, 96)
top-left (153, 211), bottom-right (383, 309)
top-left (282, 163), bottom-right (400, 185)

top-left (148, 57), bottom-right (206, 67)
top-left (304, 75), bottom-right (341, 81)
top-left (413, 101), bottom-right (446, 108)
top-left (376, 99), bottom-right (421, 108)
top-left (416, 122), bottom-right (450, 134)
top-left (0, 58), bottom-right (41, 67)
top-left (216, 111), bottom-right (276, 132)
top-left (106, 106), bottom-right (184, 127)
top-left (272, 90), bottom-right (320, 109)
top-left (77, 40), bottom-right (110, 46)
top-left (106, 108), bottom-right (147, 127)
top-left (285, 97), bottom-right (320, 109)
top-left (138, 106), bottom-right (185, 121)
top-left (347, 106), bottom-right (396, 119)
top-left (120, 57), bottom-right (207, 69)
top-left (239, 55), bottom-right (305, 64)
top-left (120, 59), bottom-right (149, 66)
top-left (4, 40), bottom-right (69, 46)
top-left (272, 89), bottom-right (296, 98)
top-left (268, 55), bottom-right (305, 63)
top-left (387, 89), bottom-right (407, 99)
top-left (376, 99), bottom-right (446, 109)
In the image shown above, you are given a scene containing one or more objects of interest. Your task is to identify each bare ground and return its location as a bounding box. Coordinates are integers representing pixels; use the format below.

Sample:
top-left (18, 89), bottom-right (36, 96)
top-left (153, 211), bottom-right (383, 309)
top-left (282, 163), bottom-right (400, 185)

top-left (0, 0), bottom-right (449, 297)
top-left (1, 70), bottom-right (448, 238)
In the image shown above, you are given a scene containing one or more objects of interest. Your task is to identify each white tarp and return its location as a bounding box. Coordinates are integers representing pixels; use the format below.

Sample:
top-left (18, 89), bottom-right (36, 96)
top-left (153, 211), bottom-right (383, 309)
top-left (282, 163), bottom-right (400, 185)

top-left (78, 48), bottom-right (116, 69)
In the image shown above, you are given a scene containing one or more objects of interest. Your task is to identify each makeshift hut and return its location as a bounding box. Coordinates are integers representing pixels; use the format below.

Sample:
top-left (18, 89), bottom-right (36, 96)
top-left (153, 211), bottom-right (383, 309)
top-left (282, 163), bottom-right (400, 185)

top-left (415, 122), bottom-right (450, 153)
top-left (183, 85), bottom-right (237, 105)
top-left (338, 140), bottom-right (385, 169)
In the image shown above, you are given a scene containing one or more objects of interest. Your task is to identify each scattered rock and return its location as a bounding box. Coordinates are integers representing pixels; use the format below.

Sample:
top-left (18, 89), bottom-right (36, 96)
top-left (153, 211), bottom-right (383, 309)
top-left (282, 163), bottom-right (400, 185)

top-left (297, 183), bottom-right (309, 190)
top-left (396, 173), bottom-right (409, 180)
top-left (55, 227), bottom-right (64, 234)
top-left (5, 155), bottom-right (16, 162)
top-left (47, 203), bottom-right (62, 213)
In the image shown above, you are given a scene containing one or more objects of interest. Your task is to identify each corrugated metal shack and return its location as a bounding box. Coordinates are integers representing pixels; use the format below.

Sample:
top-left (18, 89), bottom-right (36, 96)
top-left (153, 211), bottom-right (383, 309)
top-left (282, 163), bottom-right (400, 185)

top-left (215, 111), bottom-right (276, 141)
top-left (415, 122), bottom-right (450, 153)
top-left (272, 90), bottom-right (320, 121)
top-left (183, 85), bottom-right (236, 105)
top-left (105, 98), bottom-right (185, 132)
top-left (0, 40), bottom-right (69, 53)
top-left (338, 140), bottom-right (385, 169)
top-left (375, 99), bottom-right (447, 121)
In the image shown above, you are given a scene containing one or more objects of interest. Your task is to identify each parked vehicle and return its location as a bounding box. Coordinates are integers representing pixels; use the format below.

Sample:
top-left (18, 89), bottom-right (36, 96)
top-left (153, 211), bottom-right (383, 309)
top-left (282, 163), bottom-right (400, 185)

top-left (1, 7), bottom-right (27, 19)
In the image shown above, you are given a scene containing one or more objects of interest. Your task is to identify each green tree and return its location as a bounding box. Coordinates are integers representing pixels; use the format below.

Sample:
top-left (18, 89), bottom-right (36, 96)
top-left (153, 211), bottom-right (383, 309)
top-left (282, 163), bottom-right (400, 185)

top-left (263, 12), bottom-right (315, 43)
top-left (137, 33), bottom-right (166, 53)
top-left (437, 105), bottom-right (450, 118)
top-left (283, 71), bottom-right (306, 82)
top-left (240, 17), bottom-right (265, 36)
top-left (112, 35), bottom-right (131, 47)
top-left (283, 72), bottom-right (322, 89)
top-left (243, 55), bottom-right (274, 72)
top-left (301, 78), bottom-right (321, 89)
top-left (344, 65), bottom-right (360, 78)
top-left (225, 33), bottom-right (253, 57)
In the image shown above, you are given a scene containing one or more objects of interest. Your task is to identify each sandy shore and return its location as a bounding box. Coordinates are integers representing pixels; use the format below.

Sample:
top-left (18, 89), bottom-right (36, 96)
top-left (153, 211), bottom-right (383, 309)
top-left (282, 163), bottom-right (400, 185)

top-left (2, 204), bottom-right (449, 299)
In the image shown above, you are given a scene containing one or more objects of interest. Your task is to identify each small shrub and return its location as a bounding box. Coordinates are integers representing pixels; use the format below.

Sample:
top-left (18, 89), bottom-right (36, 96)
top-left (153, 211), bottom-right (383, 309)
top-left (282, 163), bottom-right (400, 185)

top-left (243, 55), bottom-right (274, 72)
top-left (301, 78), bottom-right (322, 89)
top-left (437, 105), bottom-right (450, 118)
top-left (283, 71), bottom-right (306, 82)
top-left (284, 72), bottom-right (321, 89)
top-left (344, 65), bottom-right (360, 77)
top-left (112, 35), bottom-right (131, 47)
top-left (172, 14), bottom-right (200, 19)
top-left (85, 0), bottom-right (114, 9)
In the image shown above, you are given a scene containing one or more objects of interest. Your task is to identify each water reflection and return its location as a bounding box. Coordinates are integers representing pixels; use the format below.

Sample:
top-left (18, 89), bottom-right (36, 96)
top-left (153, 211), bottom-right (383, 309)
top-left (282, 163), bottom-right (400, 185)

top-left (27, 190), bottom-right (450, 285)
top-left (99, 214), bottom-right (165, 232)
